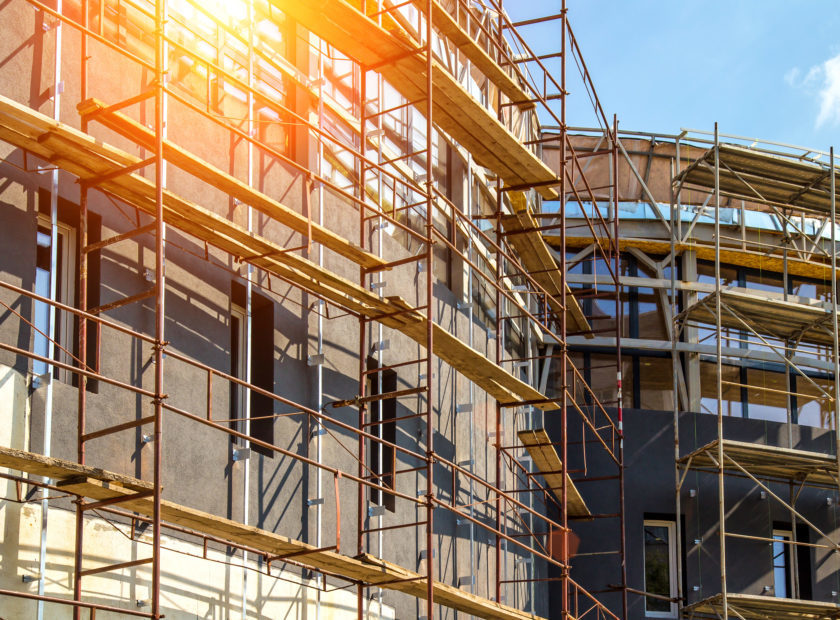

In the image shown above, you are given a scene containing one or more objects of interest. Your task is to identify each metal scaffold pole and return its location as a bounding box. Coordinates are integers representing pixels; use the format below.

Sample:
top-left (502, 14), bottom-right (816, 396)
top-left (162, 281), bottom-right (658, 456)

top-left (671, 134), bottom-right (684, 615)
top-left (831, 146), bottom-right (840, 521)
top-left (152, 0), bottom-right (167, 615)
top-left (559, 1), bottom-right (569, 615)
top-left (424, 2), bottom-right (436, 617)
top-left (714, 122), bottom-right (728, 620)
top-left (613, 114), bottom-right (628, 620)
top-left (357, 56), bottom-right (368, 620)
top-left (73, 1), bottom-right (89, 617)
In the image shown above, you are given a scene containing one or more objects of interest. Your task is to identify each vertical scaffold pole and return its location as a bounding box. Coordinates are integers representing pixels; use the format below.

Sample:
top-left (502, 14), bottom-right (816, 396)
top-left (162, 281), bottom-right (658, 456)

top-left (37, 1), bottom-right (62, 616)
top-left (831, 147), bottom-right (840, 525)
top-left (357, 59), bottom-right (368, 620)
top-left (152, 0), bottom-right (167, 616)
top-left (613, 115), bottom-right (628, 620)
top-left (494, 0), bottom-right (504, 609)
top-left (74, 2), bottom-right (90, 616)
top-left (425, 1), bottom-right (436, 616)
top-left (671, 136), bottom-right (684, 615)
top-left (714, 122), bottom-right (728, 620)
top-left (73, 0), bottom-right (89, 620)
top-left (559, 0), bottom-right (570, 615)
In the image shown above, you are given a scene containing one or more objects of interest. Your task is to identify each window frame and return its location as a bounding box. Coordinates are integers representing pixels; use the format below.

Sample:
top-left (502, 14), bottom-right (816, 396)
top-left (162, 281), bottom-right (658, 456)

top-left (229, 302), bottom-right (247, 441)
top-left (643, 519), bottom-right (678, 619)
top-left (33, 214), bottom-right (76, 383)
top-left (367, 358), bottom-right (397, 512)
top-left (772, 528), bottom-right (792, 599)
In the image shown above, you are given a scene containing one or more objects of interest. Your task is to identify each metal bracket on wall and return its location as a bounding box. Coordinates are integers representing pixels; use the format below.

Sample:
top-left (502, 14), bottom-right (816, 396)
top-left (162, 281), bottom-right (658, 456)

top-left (368, 504), bottom-right (386, 517)
top-left (232, 447), bottom-right (250, 462)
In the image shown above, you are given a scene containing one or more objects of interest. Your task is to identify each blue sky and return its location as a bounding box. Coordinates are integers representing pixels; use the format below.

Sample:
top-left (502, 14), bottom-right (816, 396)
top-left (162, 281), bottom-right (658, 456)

top-left (505, 2), bottom-right (840, 152)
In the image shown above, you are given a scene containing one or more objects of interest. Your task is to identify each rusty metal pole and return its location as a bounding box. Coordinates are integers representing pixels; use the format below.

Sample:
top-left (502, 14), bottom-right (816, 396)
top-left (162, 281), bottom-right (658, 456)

top-left (494, 195), bottom-right (503, 609)
top-left (74, 2), bottom-right (90, 616)
top-left (559, 1), bottom-right (570, 616)
top-left (494, 1), bottom-right (506, 607)
top-left (425, 1), bottom-right (436, 616)
top-left (357, 60), bottom-right (368, 620)
top-left (831, 147), bottom-right (840, 590)
top-left (151, 0), bottom-right (167, 616)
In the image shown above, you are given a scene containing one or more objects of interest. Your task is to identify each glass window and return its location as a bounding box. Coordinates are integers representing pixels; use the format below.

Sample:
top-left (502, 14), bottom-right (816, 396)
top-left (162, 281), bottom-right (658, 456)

top-left (644, 520), bottom-right (678, 618)
top-left (744, 270), bottom-right (783, 295)
top-left (32, 218), bottom-right (75, 382)
top-left (773, 530), bottom-right (791, 599)
top-left (746, 368), bottom-right (789, 423)
top-left (700, 362), bottom-right (743, 417)
top-left (639, 358), bottom-right (675, 411)
top-left (796, 377), bottom-right (833, 429)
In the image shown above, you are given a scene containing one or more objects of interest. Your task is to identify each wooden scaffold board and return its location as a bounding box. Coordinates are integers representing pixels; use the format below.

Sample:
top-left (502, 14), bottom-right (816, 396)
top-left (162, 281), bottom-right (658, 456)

top-left (517, 429), bottom-right (591, 518)
top-left (408, 0), bottom-right (534, 109)
top-left (0, 446), bottom-right (545, 620)
top-left (501, 210), bottom-right (592, 337)
top-left (0, 94), bottom-right (556, 410)
top-left (271, 0), bottom-right (560, 199)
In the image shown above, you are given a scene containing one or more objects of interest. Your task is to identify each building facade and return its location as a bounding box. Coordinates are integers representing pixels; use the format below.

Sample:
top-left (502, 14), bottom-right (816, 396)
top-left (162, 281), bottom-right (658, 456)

top-left (0, 1), bottom-right (624, 619)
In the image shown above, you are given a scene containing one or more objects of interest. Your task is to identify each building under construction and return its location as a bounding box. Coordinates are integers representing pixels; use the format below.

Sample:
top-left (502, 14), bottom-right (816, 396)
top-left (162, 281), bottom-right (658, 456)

top-left (1, 2), bottom-right (840, 620)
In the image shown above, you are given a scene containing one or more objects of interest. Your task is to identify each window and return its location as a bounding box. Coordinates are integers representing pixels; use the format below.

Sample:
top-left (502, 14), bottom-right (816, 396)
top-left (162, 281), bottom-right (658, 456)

top-left (229, 303), bottom-right (247, 434)
top-left (643, 520), bottom-right (678, 618)
top-left (32, 191), bottom-right (101, 390)
top-left (33, 216), bottom-right (75, 382)
top-left (772, 530), bottom-right (791, 599)
top-left (771, 524), bottom-right (812, 600)
top-left (230, 282), bottom-right (275, 457)
top-left (367, 358), bottom-right (397, 512)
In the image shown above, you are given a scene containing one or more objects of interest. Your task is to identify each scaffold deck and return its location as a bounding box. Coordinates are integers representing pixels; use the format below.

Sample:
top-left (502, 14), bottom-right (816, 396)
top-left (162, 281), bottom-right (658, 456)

top-left (518, 429), bottom-right (591, 518)
top-left (676, 143), bottom-right (840, 214)
top-left (681, 287), bottom-right (837, 347)
top-left (0, 94), bottom-right (557, 410)
top-left (678, 439), bottom-right (838, 487)
top-left (682, 593), bottom-right (840, 619)
top-left (0, 446), bottom-right (546, 620)
top-left (501, 211), bottom-right (592, 336)
top-left (271, 0), bottom-right (560, 199)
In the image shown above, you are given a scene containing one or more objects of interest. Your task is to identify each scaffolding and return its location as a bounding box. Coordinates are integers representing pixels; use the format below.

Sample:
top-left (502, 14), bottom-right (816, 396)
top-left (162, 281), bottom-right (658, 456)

top-left (672, 126), bottom-right (840, 619)
top-left (0, 0), bottom-right (626, 618)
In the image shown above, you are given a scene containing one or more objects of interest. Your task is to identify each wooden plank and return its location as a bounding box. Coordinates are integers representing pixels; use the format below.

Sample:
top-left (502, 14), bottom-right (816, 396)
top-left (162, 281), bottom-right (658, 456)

top-left (77, 98), bottom-right (384, 270)
top-left (0, 447), bottom-right (545, 620)
top-left (408, 0), bottom-right (533, 109)
top-left (679, 439), bottom-right (838, 487)
top-left (501, 211), bottom-right (592, 337)
top-left (271, 0), bottom-right (559, 200)
top-left (682, 593), bottom-right (840, 619)
top-left (517, 429), bottom-right (591, 518)
top-left (0, 94), bottom-right (557, 411)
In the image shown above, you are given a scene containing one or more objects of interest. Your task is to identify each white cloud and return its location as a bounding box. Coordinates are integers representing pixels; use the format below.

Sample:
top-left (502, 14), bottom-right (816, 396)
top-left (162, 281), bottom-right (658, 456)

top-left (816, 54), bottom-right (840, 128)
top-left (785, 53), bottom-right (840, 128)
